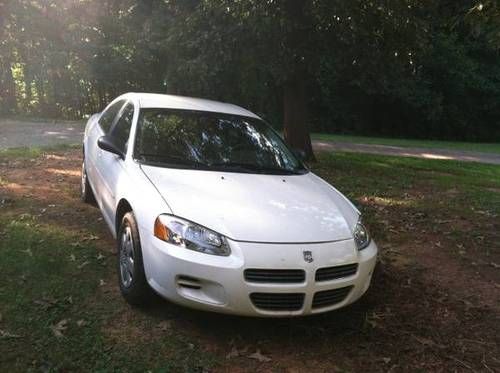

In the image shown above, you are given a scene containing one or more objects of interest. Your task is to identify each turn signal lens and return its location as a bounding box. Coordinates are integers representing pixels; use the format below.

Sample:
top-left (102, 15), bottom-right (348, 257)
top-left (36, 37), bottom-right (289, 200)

top-left (154, 217), bottom-right (170, 241)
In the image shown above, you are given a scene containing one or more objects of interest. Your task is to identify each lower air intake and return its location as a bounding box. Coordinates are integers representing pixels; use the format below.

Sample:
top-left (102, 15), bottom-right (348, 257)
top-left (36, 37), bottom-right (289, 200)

top-left (312, 286), bottom-right (353, 309)
top-left (250, 293), bottom-right (304, 311)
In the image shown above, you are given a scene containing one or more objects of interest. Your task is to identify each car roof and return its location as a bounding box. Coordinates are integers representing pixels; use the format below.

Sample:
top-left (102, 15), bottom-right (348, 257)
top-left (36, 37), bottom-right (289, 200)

top-left (119, 92), bottom-right (260, 119)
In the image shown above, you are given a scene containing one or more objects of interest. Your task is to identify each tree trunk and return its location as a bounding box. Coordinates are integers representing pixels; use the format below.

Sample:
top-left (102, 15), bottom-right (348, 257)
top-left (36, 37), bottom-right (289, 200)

top-left (282, 0), bottom-right (315, 161)
top-left (0, 3), bottom-right (15, 114)
top-left (0, 57), bottom-right (17, 114)
top-left (283, 71), bottom-right (315, 161)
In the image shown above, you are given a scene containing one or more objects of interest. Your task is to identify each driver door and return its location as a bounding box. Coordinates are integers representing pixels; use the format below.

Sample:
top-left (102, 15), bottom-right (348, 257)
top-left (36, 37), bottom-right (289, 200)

top-left (88, 100), bottom-right (125, 208)
top-left (97, 101), bottom-right (135, 228)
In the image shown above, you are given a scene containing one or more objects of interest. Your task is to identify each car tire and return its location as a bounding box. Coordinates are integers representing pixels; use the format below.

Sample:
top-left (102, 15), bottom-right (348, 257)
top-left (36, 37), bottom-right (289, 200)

top-left (81, 161), bottom-right (96, 204)
top-left (117, 211), bottom-right (152, 306)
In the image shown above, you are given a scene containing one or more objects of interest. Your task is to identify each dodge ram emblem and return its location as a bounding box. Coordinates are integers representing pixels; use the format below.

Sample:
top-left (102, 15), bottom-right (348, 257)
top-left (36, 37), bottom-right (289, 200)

top-left (303, 250), bottom-right (313, 263)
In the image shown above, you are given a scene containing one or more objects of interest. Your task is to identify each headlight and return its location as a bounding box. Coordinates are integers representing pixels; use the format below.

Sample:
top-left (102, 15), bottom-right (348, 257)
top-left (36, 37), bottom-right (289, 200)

top-left (154, 214), bottom-right (230, 256)
top-left (353, 219), bottom-right (371, 250)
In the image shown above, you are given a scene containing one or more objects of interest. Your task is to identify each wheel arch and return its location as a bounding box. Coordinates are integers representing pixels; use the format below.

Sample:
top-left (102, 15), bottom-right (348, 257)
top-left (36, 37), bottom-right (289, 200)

top-left (115, 198), bottom-right (133, 235)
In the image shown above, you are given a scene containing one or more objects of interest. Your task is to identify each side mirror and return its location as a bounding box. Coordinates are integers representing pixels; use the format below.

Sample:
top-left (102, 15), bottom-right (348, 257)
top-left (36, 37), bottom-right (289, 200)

top-left (97, 136), bottom-right (124, 159)
top-left (293, 148), bottom-right (307, 161)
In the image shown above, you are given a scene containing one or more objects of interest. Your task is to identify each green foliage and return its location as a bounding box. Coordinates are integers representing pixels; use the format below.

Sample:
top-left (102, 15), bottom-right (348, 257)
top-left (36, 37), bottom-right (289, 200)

top-left (0, 0), bottom-right (499, 141)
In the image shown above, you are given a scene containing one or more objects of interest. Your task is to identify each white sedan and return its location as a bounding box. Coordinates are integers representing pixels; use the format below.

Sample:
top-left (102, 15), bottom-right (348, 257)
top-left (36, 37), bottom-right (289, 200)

top-left (82, 93), bottom-right (377, 317)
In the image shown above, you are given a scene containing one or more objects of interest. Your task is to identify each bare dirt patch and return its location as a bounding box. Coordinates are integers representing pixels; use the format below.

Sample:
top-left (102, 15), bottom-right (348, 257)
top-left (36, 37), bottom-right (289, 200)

top-left (0, 148), bottom-right (113, 246)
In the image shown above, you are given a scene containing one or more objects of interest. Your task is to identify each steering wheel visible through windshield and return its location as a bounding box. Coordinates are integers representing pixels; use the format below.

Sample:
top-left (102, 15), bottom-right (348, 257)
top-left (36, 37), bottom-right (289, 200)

top-left (133, 108), bottom-right (307, 175)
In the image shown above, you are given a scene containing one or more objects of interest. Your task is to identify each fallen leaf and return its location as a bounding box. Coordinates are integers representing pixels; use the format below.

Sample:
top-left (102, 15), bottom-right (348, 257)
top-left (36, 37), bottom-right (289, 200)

top-left (51, 319), bottom-right (68, 338)
top-left (436, 219), bottom-right (451, 224)
top-left (0, 329), bottom-right (21, 339)
top-left (76, 319), bottom-right (88, 327)
top-left (77, 261), bottom-right (90, 269)
top-left (69, 254), bottom-right (76, 262)
top-left (34, 297), bottom-right (58, 310)
top-left (99, 279), bottom-right (106, 286)
top-left (96, 253), bottom-right (105, 260)
top-left (248, 350), bottom-right (271, 363)
top-left (412, 335), bottom-right (435, 346)
top-left (157, 320), bottom-right (172, 331)
top-left (366, 318), bottom-right (378, 328)
top-left (226, 346), bottom-right (240, 359)
top-left (21, 248), bottom-right (33, 257)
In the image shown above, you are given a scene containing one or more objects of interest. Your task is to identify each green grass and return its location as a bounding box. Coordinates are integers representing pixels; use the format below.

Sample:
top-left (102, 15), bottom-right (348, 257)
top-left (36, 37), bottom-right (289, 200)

top-left (1, 147), bottom-right (499, 371)
top-left (313, 151), bottom-right (500, 210)
top-left (312, 151), bottom-right (500, 248)
top-left (312, 133), bottom-right (500, 154)
top-left (0, 212), bottom-right (216, 372)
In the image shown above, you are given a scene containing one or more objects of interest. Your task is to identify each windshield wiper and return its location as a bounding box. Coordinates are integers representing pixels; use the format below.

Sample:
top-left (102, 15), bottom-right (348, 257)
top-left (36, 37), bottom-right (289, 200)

top-left (138, 153), bottom-right (207, 168)
top-left (208, 162), bottom-right (300, 175)
top-left (208, 162), bottom-right (258, 171)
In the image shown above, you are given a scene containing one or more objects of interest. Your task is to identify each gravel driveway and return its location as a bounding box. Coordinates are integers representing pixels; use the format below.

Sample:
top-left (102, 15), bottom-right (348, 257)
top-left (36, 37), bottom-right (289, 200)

top-left (1, 118), bottom-right (499, 165)
top-left (0, 118), bottom-right (85, 149)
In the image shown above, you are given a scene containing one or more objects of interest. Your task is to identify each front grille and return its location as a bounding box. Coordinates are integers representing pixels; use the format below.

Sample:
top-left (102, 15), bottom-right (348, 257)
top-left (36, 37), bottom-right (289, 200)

top-left (312, 286), bottom-right (352, 309)
top-left (250, 293), bottom-right (305, 311)
top-left (244, 269), bottom-right (305, 283)
top-left (315, 263), bottom-right (358, 282)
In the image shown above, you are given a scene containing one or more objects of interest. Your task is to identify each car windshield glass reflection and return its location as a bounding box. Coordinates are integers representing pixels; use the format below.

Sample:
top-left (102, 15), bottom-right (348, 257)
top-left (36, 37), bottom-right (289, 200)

top-left (134, 109), bottom-right (307, 175)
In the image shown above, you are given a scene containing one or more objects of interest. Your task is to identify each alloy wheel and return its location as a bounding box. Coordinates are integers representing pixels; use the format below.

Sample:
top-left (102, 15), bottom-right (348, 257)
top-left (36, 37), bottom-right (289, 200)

top-left (119, 226), bottom-right (135, 288)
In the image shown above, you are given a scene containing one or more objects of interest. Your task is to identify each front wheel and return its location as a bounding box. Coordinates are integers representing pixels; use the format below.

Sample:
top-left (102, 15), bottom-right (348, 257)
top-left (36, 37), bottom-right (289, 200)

top-left (117, 212), bottom-right (152, 305)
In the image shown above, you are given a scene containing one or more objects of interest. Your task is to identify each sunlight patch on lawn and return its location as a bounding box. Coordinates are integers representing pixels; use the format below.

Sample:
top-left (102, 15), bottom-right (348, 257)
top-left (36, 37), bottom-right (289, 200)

top-left (364, 196), bottom-right (417, 208)
top-left (46, 167), bottom-right (80, 177)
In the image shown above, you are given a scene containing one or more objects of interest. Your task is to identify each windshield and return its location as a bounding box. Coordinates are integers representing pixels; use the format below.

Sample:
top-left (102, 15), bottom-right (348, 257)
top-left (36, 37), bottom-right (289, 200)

top-left (133, 108), bottom-right (307, 175)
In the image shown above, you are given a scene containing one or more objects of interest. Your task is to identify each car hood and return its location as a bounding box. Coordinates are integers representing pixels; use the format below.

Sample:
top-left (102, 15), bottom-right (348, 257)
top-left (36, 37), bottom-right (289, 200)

top-left (141, 166), bottom-right (359, 243)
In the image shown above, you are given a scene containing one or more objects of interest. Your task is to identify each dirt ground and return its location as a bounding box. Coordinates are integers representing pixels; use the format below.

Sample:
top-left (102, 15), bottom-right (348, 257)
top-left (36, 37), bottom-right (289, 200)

top-left (0, 148), bottom-right (499, 372)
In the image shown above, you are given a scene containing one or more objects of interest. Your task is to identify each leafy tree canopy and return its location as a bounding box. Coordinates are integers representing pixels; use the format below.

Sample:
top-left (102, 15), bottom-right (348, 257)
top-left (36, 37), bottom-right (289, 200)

top-left (1, 0), bottom-right (499, 149)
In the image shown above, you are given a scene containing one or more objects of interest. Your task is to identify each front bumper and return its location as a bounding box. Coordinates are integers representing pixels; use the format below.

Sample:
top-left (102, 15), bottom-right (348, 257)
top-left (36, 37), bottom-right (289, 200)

top-left (141, 232), bottom-right (377, 317)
